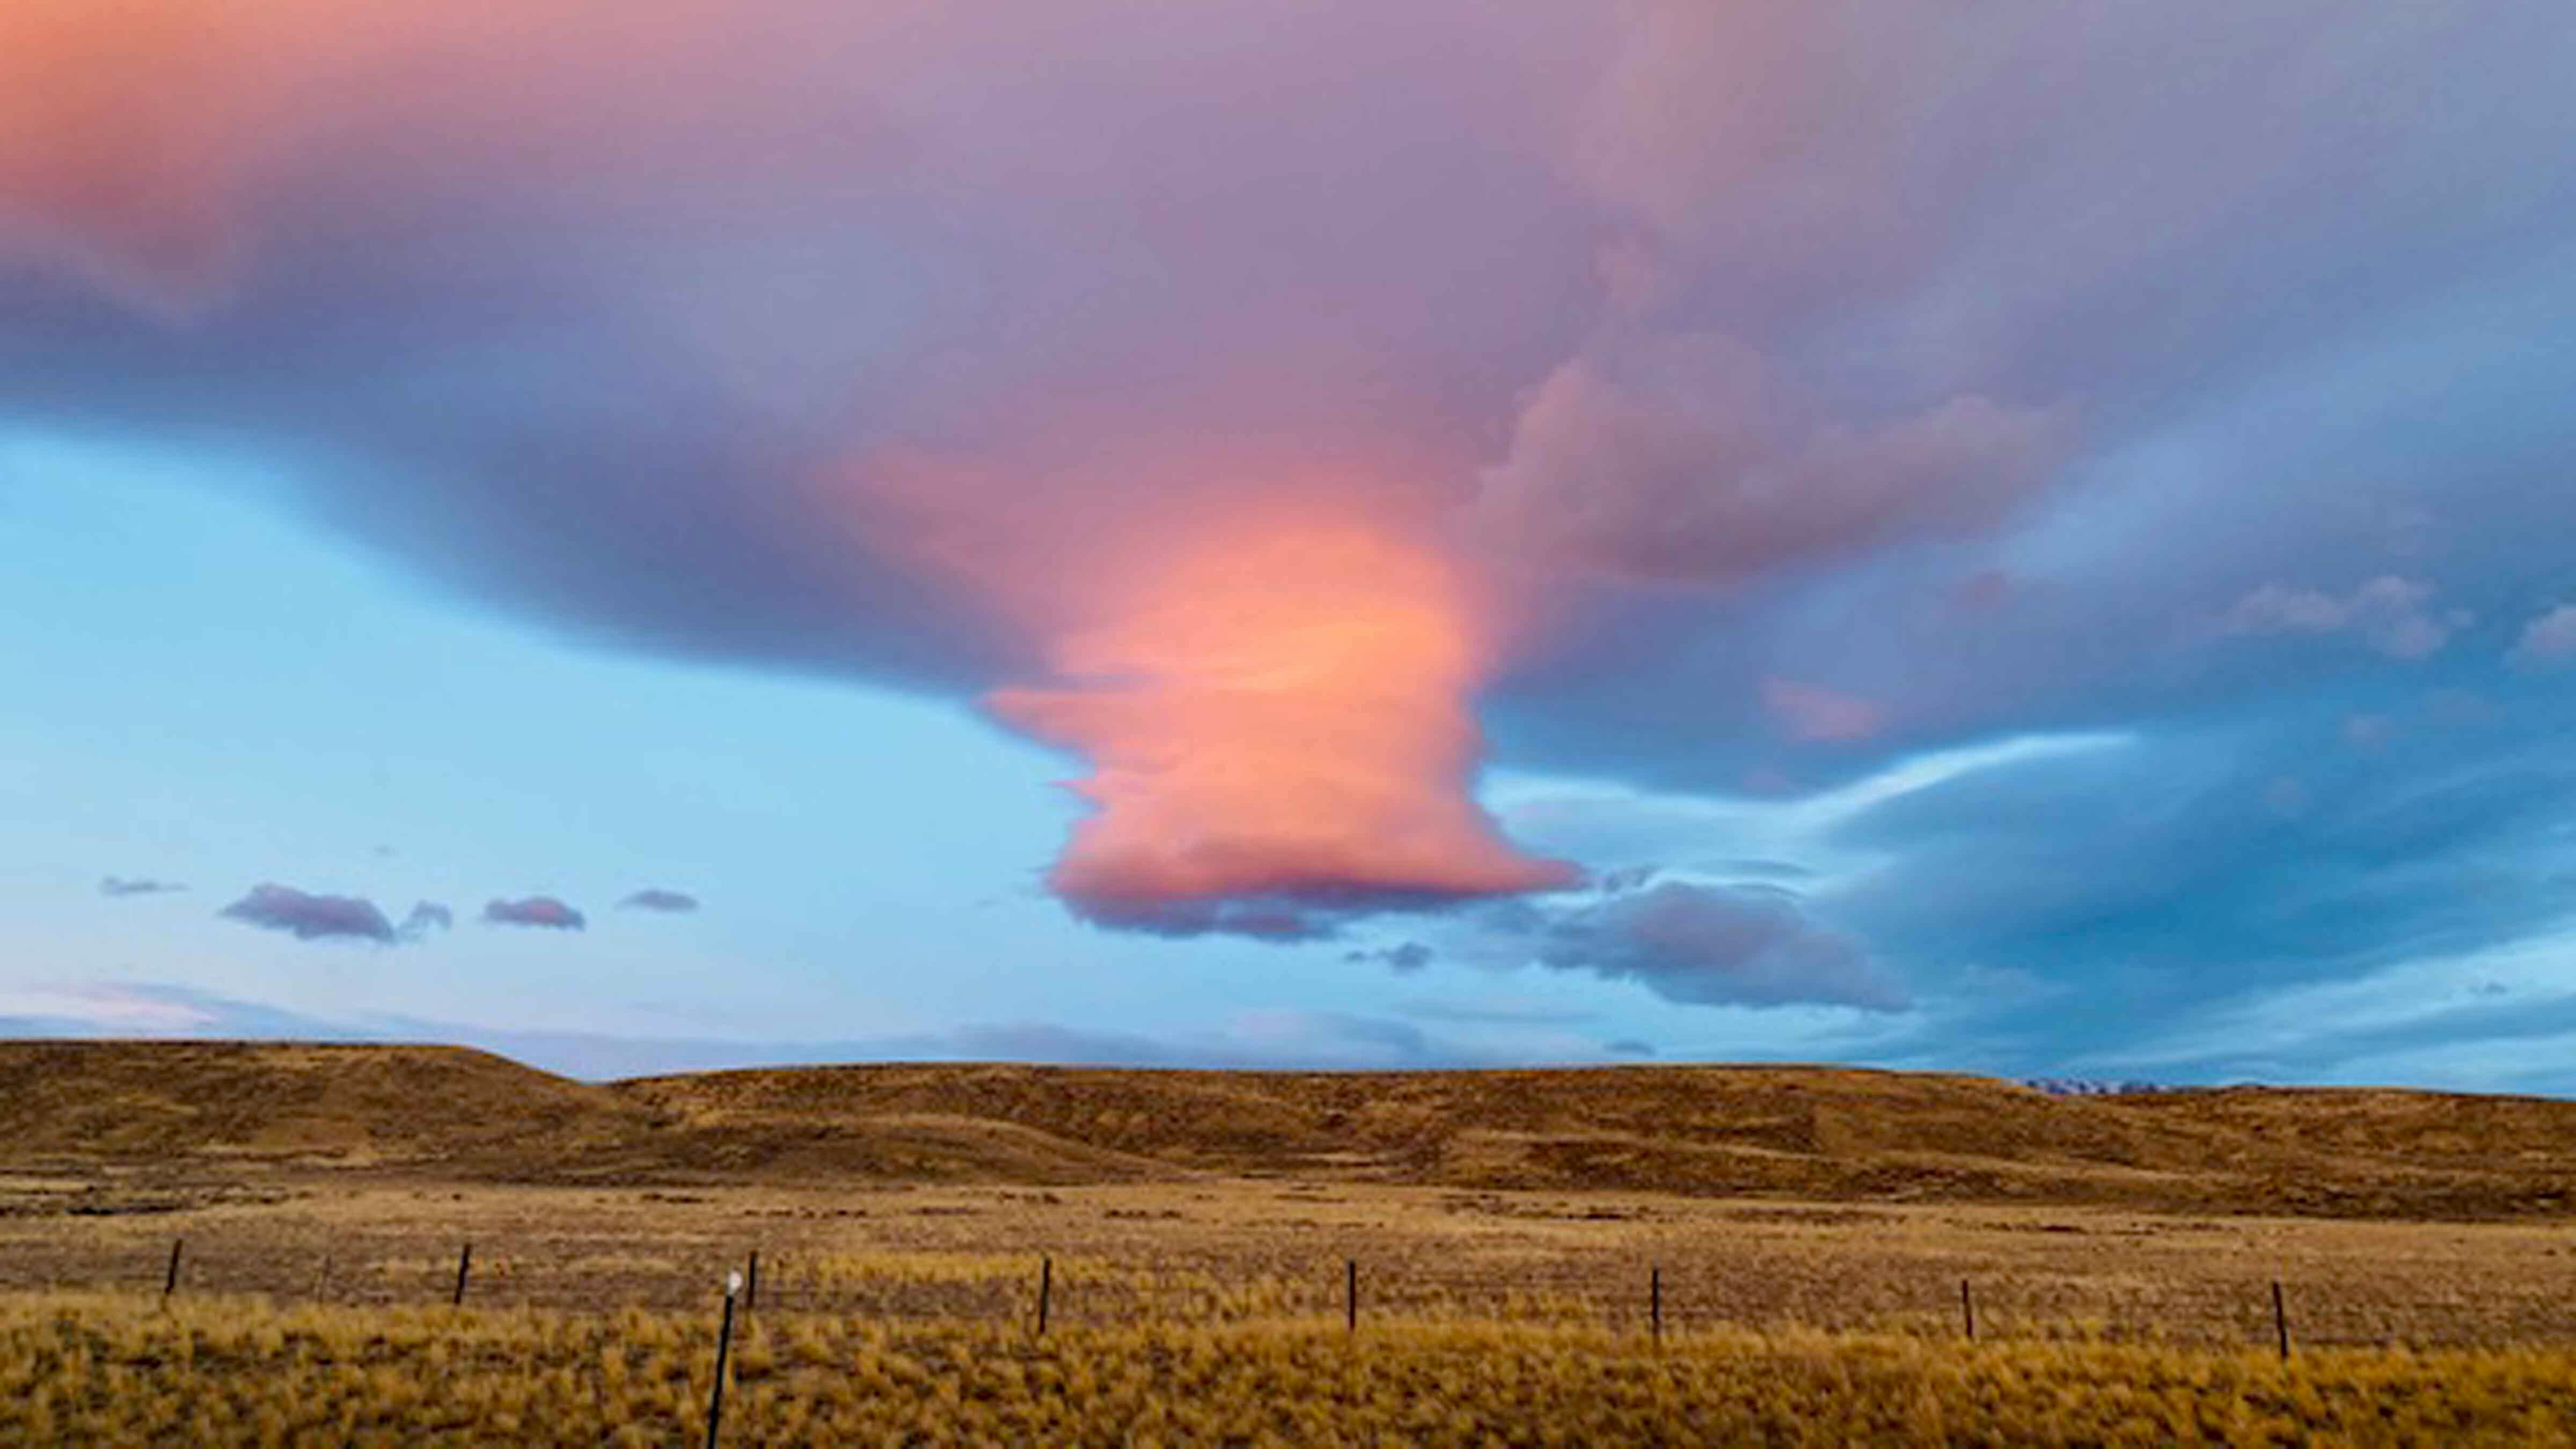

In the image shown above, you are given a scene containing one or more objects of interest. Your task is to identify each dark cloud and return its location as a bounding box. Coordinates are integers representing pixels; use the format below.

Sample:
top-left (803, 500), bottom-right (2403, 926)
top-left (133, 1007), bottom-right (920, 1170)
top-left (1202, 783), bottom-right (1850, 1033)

top-left (483, 897), bottom-right (587, 931)
top-left (1603, 1038), bottom-right (1656, 1057)
top-left (218, 883), bottom-right (396, 943)
top-left (1823, 705), bottom-right (2576, 1074)
top-left (1345, 941), bottom-right (1436, 973)
top-left (1533, 880), bottom-right (1908, 1012)
top-left (99, 876), bottom-right (186, 898)
top-left (619, 889), bottom-right (700, 913)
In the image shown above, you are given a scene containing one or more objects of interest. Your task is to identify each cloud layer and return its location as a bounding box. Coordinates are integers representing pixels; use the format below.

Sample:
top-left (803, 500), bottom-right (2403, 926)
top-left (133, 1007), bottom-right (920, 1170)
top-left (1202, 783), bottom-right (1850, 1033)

top-left (8, 0), bottom-right (2575, 1046)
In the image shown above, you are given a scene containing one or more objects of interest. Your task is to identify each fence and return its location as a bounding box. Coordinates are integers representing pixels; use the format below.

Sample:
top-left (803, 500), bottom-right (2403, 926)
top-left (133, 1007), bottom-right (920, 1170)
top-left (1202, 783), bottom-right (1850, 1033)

top-left (105, 1233), bottom-right (2562, 1355)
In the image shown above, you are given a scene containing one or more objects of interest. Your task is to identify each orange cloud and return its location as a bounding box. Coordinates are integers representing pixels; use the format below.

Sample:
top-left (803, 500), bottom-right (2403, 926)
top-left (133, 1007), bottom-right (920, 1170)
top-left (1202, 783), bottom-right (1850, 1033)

top-left (0, 0), bottom-right (284, 304)
top-left (987, 510), bottom-right (1576, 926)
top-left (0, 0), bottom-right (842, 308)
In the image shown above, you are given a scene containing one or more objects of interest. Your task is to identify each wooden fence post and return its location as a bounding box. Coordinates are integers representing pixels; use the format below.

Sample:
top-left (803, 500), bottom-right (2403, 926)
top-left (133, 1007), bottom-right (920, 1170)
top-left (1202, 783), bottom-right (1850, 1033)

top-left (1345, 1258), bottom-right (1358, 1333)
top-left (1650, 1265), bottom-right (1663, 1345)
top-left (1037, 1255), bottom-right (1052, 1335)
top-left (745, 1250), bottom-right (759, 1314)
top-left (1960, 1279), bottom-right (1975, 1342)
top-left (706, 1271), bottom-right (741, 1449)
top-left (2271, 1280), bottom-right (2290, 1359)
top-left (452, 1243), bottom-right (472, 1307)
top-left (162, 1239), bottom-right (184, 1299)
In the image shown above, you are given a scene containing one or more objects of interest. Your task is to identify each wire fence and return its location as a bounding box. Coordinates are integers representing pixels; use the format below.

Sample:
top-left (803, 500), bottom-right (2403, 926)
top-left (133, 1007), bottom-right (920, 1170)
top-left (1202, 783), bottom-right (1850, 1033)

top-left (61, 1233), bottom-right (2576, 1352)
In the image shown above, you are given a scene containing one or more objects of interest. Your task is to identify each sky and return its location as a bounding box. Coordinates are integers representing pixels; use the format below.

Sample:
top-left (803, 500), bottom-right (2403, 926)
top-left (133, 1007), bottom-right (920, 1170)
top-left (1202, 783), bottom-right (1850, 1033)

top-left (3, 0), bottom-right (2572, 1088)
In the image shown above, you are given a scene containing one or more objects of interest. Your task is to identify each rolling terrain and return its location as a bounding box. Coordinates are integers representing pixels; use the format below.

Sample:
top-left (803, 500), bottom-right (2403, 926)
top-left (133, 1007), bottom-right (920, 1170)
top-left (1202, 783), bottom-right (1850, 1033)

top-left (5, 1041), bottom-right (2574, 1218)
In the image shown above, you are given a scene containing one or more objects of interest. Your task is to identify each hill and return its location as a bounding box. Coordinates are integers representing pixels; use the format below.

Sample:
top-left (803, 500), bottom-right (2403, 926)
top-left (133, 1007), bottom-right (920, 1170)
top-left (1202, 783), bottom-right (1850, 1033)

top-left (5, 1042), bottom-right (2573, 1218)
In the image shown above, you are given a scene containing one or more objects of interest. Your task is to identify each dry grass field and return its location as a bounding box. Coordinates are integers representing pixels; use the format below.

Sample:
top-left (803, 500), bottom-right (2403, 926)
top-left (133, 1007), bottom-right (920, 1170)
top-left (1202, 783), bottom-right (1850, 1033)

top-left (5, 1041), bottom-right (2575, 1440)
top-left (8, 1292), bottom-right (2576, 1446)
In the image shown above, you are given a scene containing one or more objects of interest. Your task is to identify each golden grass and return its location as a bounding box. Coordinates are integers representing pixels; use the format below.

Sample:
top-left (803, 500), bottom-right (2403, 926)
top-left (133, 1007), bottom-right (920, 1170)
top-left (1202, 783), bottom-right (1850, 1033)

top-left (10, 1181), bottom-right (2572, 1348)
top-left (5, 1289), bottom-right (2574, 1446)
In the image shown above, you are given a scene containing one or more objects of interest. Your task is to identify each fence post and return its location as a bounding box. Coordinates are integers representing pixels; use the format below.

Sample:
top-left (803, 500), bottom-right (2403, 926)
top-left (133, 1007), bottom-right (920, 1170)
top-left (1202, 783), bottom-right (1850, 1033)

top-left (745, 1251), bottom-right (759, 1314)
top-left (2271, 1280), bottom-right (2290, 1359)
top-left (1037, 1255), bottom-right (1052, 1335)
top-left (313, 1254), bottom-right (331, 1303)
top-left (1345, 1258), bottom-right (1358, 1334)
top-left (452, 1243), bottom-right (472, 1307)
top-left (706, 1271), bottom-right (742, 1449)
top-left (1960, 1279), bottom-right (1975, 1342)
top-left (1650, 1265), bottom-right (1663, 1345)
top-left (162, 1239), bottom-right (184, 1299)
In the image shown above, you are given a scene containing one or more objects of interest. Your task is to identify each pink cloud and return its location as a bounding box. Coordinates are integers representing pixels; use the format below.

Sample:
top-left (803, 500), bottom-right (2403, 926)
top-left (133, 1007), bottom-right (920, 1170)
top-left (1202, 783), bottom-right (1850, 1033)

top-left (1761, 678), bottom-right (1889, 744)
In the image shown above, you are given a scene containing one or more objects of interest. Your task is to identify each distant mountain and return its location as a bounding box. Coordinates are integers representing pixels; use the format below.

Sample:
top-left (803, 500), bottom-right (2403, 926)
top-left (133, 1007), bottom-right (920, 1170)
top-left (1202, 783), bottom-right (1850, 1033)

top-left (2021, 1076), bottom-right (2172, 1096)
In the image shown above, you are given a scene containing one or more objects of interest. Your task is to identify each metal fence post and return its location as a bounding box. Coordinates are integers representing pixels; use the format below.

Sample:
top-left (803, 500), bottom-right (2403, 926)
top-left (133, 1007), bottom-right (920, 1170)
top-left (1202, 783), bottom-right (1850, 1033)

top-left (706, 1271), bottom-right (742, 1449)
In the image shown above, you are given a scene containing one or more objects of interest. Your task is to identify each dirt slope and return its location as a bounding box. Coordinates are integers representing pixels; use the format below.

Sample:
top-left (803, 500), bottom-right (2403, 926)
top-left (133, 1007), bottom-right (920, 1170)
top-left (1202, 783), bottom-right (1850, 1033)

top-left (6, 1043), bottom-right (2573, 1217)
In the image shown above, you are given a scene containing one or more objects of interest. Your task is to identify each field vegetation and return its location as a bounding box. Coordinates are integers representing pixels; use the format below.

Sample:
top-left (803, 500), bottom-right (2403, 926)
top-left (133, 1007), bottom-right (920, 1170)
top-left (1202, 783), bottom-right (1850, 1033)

top-left (7, 1290), bottom-right (2576, 1446)
top-left (7, 1043), bottom-right (2576, 1439)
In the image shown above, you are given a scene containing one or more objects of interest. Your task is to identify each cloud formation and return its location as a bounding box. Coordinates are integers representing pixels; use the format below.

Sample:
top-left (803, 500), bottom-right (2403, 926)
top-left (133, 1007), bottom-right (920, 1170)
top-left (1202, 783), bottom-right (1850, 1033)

top-left (619, 889), bottom-right (700, 913)
top-left (218, 883), bottom-right (395, 943)
top-left (99, 876), bottom-right (185, 898)
top-left (4, 0), bottom-right (2573, 968)
top-left (1474, 333), bottom-right (2063, 586)
top-left (398, 901), bottom-right (452, 940)
top-left (2224, 577), bottom-right (2463, 661)
top-left (2510, 605), bottom-right (2576, 671)
top-left (484, 897), bottom-right (586, 931)
top-left (1531, 880), bottom-right (1907, 1013)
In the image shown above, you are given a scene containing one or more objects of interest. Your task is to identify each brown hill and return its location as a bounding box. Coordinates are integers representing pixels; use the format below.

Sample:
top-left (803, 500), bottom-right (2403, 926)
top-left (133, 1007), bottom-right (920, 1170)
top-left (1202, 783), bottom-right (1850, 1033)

top-left (611, 1060), bottom-right (2576, 1217)
top-left (5, 1043), bottom-right (2573, 1218)
top-left (0, 1040), bottom-right (647, 1168)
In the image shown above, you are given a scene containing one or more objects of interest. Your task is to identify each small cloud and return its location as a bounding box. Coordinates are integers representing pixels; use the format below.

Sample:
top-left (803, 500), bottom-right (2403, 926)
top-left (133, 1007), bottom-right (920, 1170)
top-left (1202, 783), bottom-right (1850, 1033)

top-left (619, 888), bottom-right (701, 913)
top-left (99, 876), bottom-right (186, 898)
top-left (2508, 604), bottom-right (2576, 671)
top-left (1396, 996), bottom-right (1594, 1027)
top-left (484, 896), bottom-right (587, 931)
top-left (1596, 864), bottom-right (1661, 894)
top-left (2223, 576), bottom-right (2458, 661)
top-left (1761, 677), bottom-right (1889, 744)
top-left (1356, 941), bottom-right (1436, 973)
top-left (398, 901), bottom-right (453, 941)
top-left (219, 884), bottom-right (396, 943)
top-left (2343, 714), bottom-right (2396, 752)
top-left (1603, 1037), bottom-right (1657, 1057)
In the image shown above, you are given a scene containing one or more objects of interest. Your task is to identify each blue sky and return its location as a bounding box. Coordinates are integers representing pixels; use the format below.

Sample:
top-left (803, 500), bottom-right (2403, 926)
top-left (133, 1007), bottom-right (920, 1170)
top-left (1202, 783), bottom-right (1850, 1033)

top-left (3, 1), bottom-right (2572, 1087)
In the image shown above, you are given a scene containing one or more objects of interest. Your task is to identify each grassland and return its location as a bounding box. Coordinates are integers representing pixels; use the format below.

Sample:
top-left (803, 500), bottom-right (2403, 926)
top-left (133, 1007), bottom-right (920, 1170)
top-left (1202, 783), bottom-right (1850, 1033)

top-left (7, 1291), bottom-right (2575, 1445)
top-left (8, 1041), bottom-right (2576, 1218)
top-left (6, 1041), bottom-right (2576, 1440)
